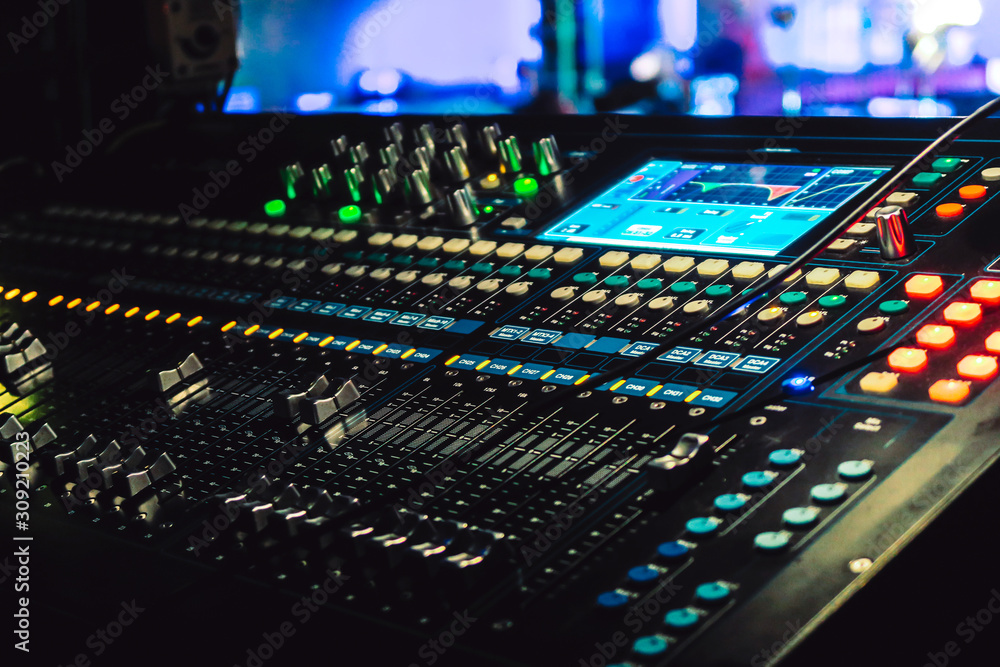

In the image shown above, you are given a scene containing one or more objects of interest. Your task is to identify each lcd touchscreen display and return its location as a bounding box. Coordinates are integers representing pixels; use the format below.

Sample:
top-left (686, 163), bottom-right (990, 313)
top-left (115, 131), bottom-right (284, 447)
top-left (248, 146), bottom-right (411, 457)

top-left (537, 160), bottom-right (889, 257)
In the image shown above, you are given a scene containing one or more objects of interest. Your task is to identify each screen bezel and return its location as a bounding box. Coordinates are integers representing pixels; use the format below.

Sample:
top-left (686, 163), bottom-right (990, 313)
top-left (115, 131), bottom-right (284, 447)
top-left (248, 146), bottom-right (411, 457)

top-left (528, 148), bottom-right (904, 260)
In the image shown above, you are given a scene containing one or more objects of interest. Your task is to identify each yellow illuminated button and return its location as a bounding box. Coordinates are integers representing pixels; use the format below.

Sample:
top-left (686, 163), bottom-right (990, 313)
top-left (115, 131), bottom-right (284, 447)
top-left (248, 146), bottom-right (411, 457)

top-left (662, 256), bottom-right (695, 273)
top-left (970, 280), bottom-right (1000, 306)
top-left (959, 184), bottom-right (987, 200)
top-left (860, 372), bottom-right (898, 394)
top-left (826, 239), bottom-right (856, 253)
top-left (768, 264), bottom-right (802, 282)
top-left (757, 307), bottom-right (785, 325)
top-left (845, 270), bottom-right (881, 290)
top-left (905, 274), bottom-right (944, 299)
top-left (928, 379), bottom-right (971, 404)
top-left (391, 234), bottom-right (418, 249)
top-left (856, 317), bottom-right (887, 334)
top-left (630, 253), bottom-right (662, 270)
top-left (443, 238), bottom-right (471, 253)
top-left (525, 245), bottom-right (554, 261)
top-left (796, 310), bottom-right (824, 328)
top-left (987, 332), bottom-right (1000, 354)
top-left (732, 261), bottom-right (765, 280)
top-left (936, 202), bottom-right (964, 218)
top-left (553, 247), bottom-right (584, 264)
top-left (943, 302), bottom-right (983, 326)
top-left (368, 232), bottom-right (394, 246)
top-left (599, 251), bottom-right (630, 267)
top-left (957, 355), bottom-right (998, 380)
top-left (416, 236), bottom-right (444, 251)
top-left (805, 267), bottom-right (841, 287)
top-left (333, 230), bottom-right (358, 243)
top-left (697, 259), bottom-right (730, 277)
top-left (550, 286), bottom-right (577, 301)
top-left (847, 222), bottom-right (875, 235)
top-left (888, 347), bottom-right (928, 373)
top-left (582, 290), bottom-right (608, 304)
top-left (469, 240), bottom-right (497, 256)
top-left (916, 325), bottom-right (956, 350)
top-left (481, 173), bottom-right (500, 189)
top-left (496, 242), bottom-right (525, 258)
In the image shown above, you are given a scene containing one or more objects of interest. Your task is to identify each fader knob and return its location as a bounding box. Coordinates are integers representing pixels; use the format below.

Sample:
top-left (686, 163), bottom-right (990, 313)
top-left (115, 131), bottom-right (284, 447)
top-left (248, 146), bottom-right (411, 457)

top-left (533, 136), bottom-right (563, 176)
top-left (444, 147), bottom-right (471, 182)
top-left (406, 169), bottom-right (434, 207)
top-left (447, 188), bottom-right (477, 227)
top-left (479, 123), bottom-right (501, 157)
top-left (499, 136), bottom-right (523, 173)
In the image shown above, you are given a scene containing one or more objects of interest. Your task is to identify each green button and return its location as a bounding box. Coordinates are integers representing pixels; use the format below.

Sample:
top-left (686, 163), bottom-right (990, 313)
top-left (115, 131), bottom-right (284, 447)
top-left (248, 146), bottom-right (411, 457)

top-left (705, 284), bottom-right (733, 298)
top-left (879, 299), bottom-right (909, 315)
top-left (264, 199), bottom-right (286, 218)
top-left (417, 257), bottom-right (440, 269)
top-left (499, 265), bottom-right (522, 277)
top-left (339, 204), bottom-right (362, 224)
top-left (343, 250), bottom-right (364, 262)
top-left (367, 252), bottom-right (388, 264)
top-left (603, 275), bottom-right (630, 288)
top-left (637, 278), bottom-right (663, 292)
top-left (911, 172), bottom-right (943, 187)
top-left (779, 291), bottom-right (808, 306)
top-left (471, 262), bottom-right (493, 274)
top-left (754, 531), bottom-right (791, 551)
top-left (818, 294), bottom-right (847, 309)
top-left (443, 260), bottom-right (466, 271)
top-left (392, 254), bottom-right (413, 266)
top-left (573, 272), bottom-right (598, 285)
top-left (514, 176), bottom-right (539, 197)
top-left (527, 268), bottom-right (551, 280)
top-left (670, 281), bottom-right (698, 295)
top-left (932, 157), bottom-right (961, 173)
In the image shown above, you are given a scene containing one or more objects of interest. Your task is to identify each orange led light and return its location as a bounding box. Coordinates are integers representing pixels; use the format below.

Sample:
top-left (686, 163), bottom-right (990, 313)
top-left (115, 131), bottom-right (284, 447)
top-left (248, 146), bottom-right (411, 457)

top-left (125, 307), bottom-right (140, 318)
top-left (85, 301), bottom-right (101, 312)
top-left (928, 379), bottom-right (971, 404)
top-left (943, 302), bottom-right (983, 326)
top-left (165, 313), bottom-right (181, 324)
top-left (445, 355), bottom-right (461, 366)
top-left (318, 336), bottom-right (335, 347)
top-left (5, 288), bottom-right (21, 300)
top-left (905, 275), bottom-right (944, 299)
top-left (48, 295), bottom-right (64, 306)
top-left (987, 332), bottom-right (1000, 354)
top-left (293, 332), bottom-right (309, 343)
top-left (244, 324), bottom-right (259, 336)
top-left (145, 310), bottom-right (160, 321)
top-left (21, 291), bottom-right (37, 303)
top-left (888, 347), bottom-right (928, 373)
top-left (67, 298), bottom-right (82, 309)
top-left (104, 304), bottom-right (120, 315)
top-left (221, 320), bottom-right (236, 331)
top-left (267, 328), bottom-right (284, 339)
top-left (345, 340), bottom-right (362, 351)
top-left (970, 280), bottom-right (1000, 306)
top-left (916, 325), bottom-right (956, 350)
top-left (935, 202), bottom-right (964, 218)
top-left (187, 316), bottom-right (203, 327)
top-left (957, 355), bottom-right (998, 381)
top-left (959, 184), bottom-right (987, 200)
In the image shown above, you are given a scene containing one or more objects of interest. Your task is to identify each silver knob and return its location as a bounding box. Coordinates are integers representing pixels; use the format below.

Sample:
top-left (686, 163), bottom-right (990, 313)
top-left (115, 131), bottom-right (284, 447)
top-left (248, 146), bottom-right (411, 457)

top-left (479, 123), bottom-right (501, 157)
top-left (875, 205), bottom-right (915, 260)
top-left (406, 169), bottom-right (434, 206)
top-left (447, 188), bottom-right (477, 227)
top-left (533, 136), bottom-right (563, 176)
top-left (499, 136), bottom-right (523, 173)
top-left (444, 146), bottom-right (471, 182)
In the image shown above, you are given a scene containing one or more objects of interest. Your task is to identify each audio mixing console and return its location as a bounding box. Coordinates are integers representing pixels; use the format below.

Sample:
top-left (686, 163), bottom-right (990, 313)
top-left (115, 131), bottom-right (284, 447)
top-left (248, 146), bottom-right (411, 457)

top-left (2, 114), bottom-right (1000, 666)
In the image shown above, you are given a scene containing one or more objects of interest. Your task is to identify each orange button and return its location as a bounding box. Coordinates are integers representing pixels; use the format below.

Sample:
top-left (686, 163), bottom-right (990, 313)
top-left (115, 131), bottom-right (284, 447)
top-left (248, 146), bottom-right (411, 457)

top-left (928, 379), bottom-right (971, 404)
top-left (957, 355), bottom-right (998, 380)
top-left (970, 279), bottom-right (1000, 306)
top-left (888, 347), bottom-right (928, 373)
top-left (935, 202), bottom-right (964, 218)
top-left (943, 301), bottom-right (983, 326)
top-left (987, 332), bottom-right (1000, 354)
top-left (959, 184), bottom-right (987, 200)
top-left (916, 324), bottom-right (956, 350)
top-left (905, 274), bottom-right (944, 299)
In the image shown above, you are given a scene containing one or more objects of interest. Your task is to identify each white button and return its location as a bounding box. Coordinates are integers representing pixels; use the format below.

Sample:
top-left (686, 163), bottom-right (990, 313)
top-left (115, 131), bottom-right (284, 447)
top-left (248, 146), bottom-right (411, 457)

top-left (246, 223), bottom-right (269, 235)
top-left (599, 251), bottom-right (630, 267)
top-left (697, 259), bottom-right (729, 277)
top-left (827, 239), bottom-right (856, 253)
top-left (550, 286), bottom-right (577, 300)
top-left (310, 228), bottom-right (335, 242)
top-left (768, 264), bottom-right (802, 282)
top-left (370, 268), bottom-right (393, 280)
top-left (368, 232), bottom-right (394, 246)
top-left (264, 257), bottom-right (284, 269)
top-left (683, 300), bottom-right (711, 315)
top-left (497, 242), bottom-right (525, 258)
top-left (757, 307), bottom-right (784, 324)
top-left (847, 222), bottom-right (875, 235)
top-left (631, 253), bottom-right (662, 270)
top-left (334, 230), bottom-right (358, 243)
top-left (554, 247), bottom-right (584, 264)
top-left (582, 290), bottom-right (608, 304)
top-left (796, 310), bottom-right (824, 327)
top-left (469, 240), bottom-right (497, 256)
top-left (506, 281), bottom-right (531, 296)
top-left (449, 276), bottom-right (474, 289)
top-left (443, 238), bottom-right (470, 253)
top-left (805, 267), bottom-right (841, 287)
top-left (417, 236), bottom-right (444, 251)
top-left (396, 270), bottom-right (419, 283)
top-left (502, 217), bottom-right (527, 229)
top-left (732, 261), bottom-right (765, 280)
top-left (614, 293), bottom-right (642, 308)
top-left (421, 273), bottom-right (446, 286)
top-left (182, 248), bottom-right (200, 260)
top-left (648, 296), bottom-right (676, 310)
top-left (289, 226), bottom-right (313, 239)
top-left (345, 265), bottom-right (367, 278)
top-left (392, 234), bottom-right (419, 249)
top-left (885, 192), bottom-right (919, 208)
top-left (241, 254), bottom-right (261, 267)
top-left (857, 316), bottom-right (887, 334)
top-left (226, 221), bottom-right (247, 233)
top-left (663, 256), bottom-right (696, 273)
top-left (845, 270), bottom-right (880, 290)
top-left (525, 245), bottom-right (554, 261)
top-left (222, 253), bottom-right (241, 264)
top-left (266, 224), bottom-right (290, 238)
top-left (322, 263), bottom-right (343, 276)
top-left (982, 167), bottom-right (1000, 182)
top-left (287, 259), bottom-right (307, 271)
top-left (476, 279), bottom-right (503, 293)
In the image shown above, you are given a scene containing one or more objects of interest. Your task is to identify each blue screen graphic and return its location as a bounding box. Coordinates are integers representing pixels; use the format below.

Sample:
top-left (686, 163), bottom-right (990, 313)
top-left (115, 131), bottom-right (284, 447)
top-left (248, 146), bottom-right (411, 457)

top-left (538, 160), bottom-right (888, 257)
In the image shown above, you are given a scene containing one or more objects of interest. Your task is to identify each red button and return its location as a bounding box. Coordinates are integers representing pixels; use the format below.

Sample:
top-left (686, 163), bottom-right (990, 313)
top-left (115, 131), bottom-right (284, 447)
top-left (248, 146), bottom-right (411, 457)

top-left (987, 332), bottom-right (1000, 354)
top-left (928, 379), bottom-right (971, 404)
top-left (943, 302), bottom-right (983, 326)
top-left (970, 280), bottom-right (1000, 306)
top-left (916, 324), bottom-right (956, 350)
top-left (888, 347), bottom-right (928, 373)
top-left (957, 355), bottom-right (998, 380)
top-left (905, 274), bottom-right (944, 299)
top-left (935, 202), bottom-right (964, 218)
top-left (959, 184), bottom-right (987, 200)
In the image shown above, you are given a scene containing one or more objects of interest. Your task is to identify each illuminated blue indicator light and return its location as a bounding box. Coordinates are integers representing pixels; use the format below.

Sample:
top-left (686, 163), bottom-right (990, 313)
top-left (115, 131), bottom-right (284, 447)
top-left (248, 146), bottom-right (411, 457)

top-left (597, 591), bottom-right (629, 608)
top-left (782, 375), bottom-right (816, 394)
top-left (685, 517), bottom-right (722, 535)
top-left (664, 608), bottom-right (700, 629)
top-left (632, 636), bottom-right (669, 656)
top-left (627, 565), bottom-right (660, 583)
top-left (657, 541), bottom-right (690, 559)
top-left (695, 582), bottom-right (730, 602)
top-left (769, 449), bottom-right (804, 467)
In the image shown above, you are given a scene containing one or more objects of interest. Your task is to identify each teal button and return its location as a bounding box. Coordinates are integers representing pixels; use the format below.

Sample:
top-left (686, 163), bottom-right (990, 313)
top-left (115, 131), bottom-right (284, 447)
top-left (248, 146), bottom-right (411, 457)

top-left (633, 636), bottom-right (669, 657)
top-left (811, 482), bottom-right (848, 503)
top-left (932, 157), bottom-right (961, 173)
top-left (343, 250), bottom-right (364, 262)
top-left (742, 470), bottom-right (778, 488)
top-left (714, 493), bottom-right (749, 512)
top-left (499, 265), bottom-right (522, 277)
top-left (779, 291), bottom-right (808, 306)
top-left (818, 294), bottom-right (847, 309)
top-left (838, 459), bottom-right (874, 480)
top-left (470, 262), bottom-right (493, 274)
top-left (367, 252), bottom-right (388, 264)
top-left (769, 449), bottom-right (803, 467)
top-left (417, 257), bottom-right (440, 269)
top-left (597, 591), bottom-right (630, 608)
top-left (443, 260), bottom-right (466, 271)
top-left (628, 565), bottom-right (660, 584)
top-left (705, 284), bottom-right (733, 298)
top-left (911, 172), bottom-right (944, 187)
top-left (879, 300), bottom-right (909, 315)
top-left (573, 272), bottom-right (598, 285)
top-left (527, 268), bottom-right (551, 280)
top-left (637, 278), bottom-right (663, 292)
top-left (695, 582), bottom-right (730, 603)
top-left (604, 275), bottom-right (630, 288)
top-left (754, 531), bottom-right (792, 551)
top-left (685, 517), bottom-right (721, 535)
top-left (671, 281), bottom-right (698, 295)
top-left (664, 608), bottom-right (699, 629)
top-left (782, 506), bottom-right (821, 527)
top-left (392, 254), bottom-right (413, 266)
